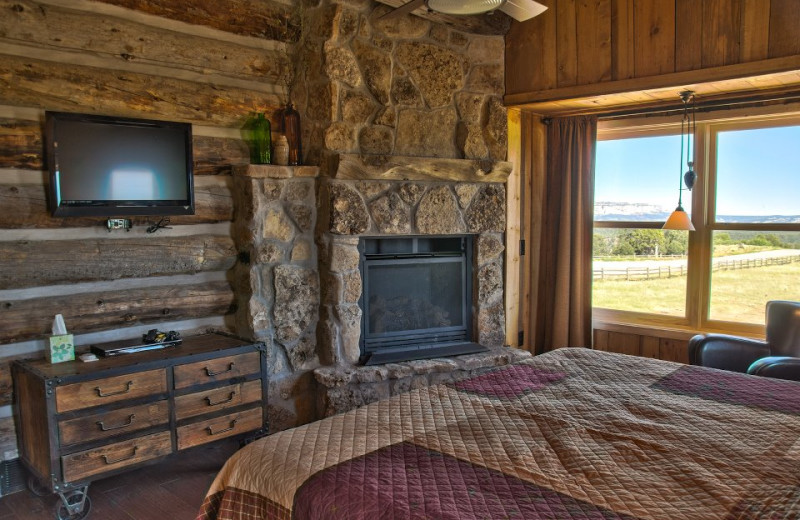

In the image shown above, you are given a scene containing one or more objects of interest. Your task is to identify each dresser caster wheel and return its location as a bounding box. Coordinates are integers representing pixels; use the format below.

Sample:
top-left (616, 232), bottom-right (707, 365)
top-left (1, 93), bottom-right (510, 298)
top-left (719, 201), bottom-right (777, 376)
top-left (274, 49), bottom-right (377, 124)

top-left (56, 489), bottom-right (91, 520)
top-left (27, 475), bottom-right (50, 497)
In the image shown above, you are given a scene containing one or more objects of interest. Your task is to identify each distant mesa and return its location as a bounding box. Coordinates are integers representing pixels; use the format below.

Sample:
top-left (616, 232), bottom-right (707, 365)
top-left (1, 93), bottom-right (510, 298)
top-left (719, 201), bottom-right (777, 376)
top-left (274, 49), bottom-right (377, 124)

top-left (594, 201), bottom-right (800, 223)
top-left (594, 201), bottom-right (669, 221)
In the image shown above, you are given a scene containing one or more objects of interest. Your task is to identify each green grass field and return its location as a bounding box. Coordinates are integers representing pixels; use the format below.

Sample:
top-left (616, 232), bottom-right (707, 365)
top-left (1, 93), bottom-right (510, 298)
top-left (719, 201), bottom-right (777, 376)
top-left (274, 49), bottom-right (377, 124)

top-left (592, 262), bottom-right (800, 324)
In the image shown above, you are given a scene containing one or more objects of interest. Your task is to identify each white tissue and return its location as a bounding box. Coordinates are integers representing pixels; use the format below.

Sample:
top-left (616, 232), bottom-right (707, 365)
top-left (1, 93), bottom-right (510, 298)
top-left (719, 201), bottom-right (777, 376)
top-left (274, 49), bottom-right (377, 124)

top-left (52, 314), bottom-right (68, 336)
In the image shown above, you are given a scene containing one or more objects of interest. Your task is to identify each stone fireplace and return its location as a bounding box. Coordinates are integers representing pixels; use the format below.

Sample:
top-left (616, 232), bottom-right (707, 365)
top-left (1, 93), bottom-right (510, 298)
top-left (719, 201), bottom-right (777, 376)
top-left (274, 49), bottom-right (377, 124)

top-left (316, 154), bottom-right (510, 364)
top-left (312, 154), bottom-right (531, 415)
top-left (228, 0), bottom-right (530, 432)
top-left (232, 156), bottom-right (531, 428)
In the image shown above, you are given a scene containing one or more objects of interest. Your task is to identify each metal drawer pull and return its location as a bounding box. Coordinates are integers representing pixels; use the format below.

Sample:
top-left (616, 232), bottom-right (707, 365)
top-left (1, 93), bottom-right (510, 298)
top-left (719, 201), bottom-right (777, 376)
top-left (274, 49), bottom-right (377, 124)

top-left (94, 381), bottom-right (133, 397)
top-left (97, 414), bottom-right (136, 431)
top-left (102, 446), bottom-right (138, 465)
top-left (206, 419), bottom-right (237, 436)
top-left (205, 391), bottom-right (236, 407)
top-left (205, 362), bottom-right (235, 377)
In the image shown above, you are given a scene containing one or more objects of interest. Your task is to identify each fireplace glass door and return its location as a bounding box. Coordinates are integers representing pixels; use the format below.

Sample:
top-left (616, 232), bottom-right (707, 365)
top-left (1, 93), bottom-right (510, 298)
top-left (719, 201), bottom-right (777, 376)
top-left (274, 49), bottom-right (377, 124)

top-left (360, 236), bottom-right (484, 364)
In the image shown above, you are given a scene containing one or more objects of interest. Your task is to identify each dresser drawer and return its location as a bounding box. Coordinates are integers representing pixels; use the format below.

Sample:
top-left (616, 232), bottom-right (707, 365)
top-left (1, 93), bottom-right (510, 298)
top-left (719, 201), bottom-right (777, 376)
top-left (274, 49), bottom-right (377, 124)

top-left (177, 407), bottom-right (262, 450)
top-left (175, 380), bottom-right (262, 421)
top-left (59, 401), bottom-right (169, 447)
top-left (61, 430), bottom-right (172, 483)
top-left (56, 369), bottom-right (167, 413)
top-left (173, 352), bottom-right (260, 389)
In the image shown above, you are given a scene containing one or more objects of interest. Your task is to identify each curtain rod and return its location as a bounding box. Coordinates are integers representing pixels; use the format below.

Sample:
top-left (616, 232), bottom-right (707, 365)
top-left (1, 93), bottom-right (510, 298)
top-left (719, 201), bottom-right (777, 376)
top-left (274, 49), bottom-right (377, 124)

top-left (599, 91), bottom-right (800, 121)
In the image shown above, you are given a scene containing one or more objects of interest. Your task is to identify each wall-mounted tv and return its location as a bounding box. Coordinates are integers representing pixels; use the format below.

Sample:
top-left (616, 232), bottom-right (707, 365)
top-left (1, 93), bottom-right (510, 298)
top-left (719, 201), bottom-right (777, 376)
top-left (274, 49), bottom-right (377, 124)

top-left (46, 111), bottom-right (194, 217)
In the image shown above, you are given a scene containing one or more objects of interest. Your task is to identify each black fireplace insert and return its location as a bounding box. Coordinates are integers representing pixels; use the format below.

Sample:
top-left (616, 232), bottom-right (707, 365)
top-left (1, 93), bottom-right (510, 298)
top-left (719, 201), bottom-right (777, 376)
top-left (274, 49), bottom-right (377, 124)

top-left (359, 236), bottom-right (486, 365)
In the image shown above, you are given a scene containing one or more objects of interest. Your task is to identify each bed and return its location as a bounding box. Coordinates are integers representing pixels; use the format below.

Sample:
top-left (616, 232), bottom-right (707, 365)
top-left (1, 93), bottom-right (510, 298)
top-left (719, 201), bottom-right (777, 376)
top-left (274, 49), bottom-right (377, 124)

top-left (196, 347), bottom-right (800, 519)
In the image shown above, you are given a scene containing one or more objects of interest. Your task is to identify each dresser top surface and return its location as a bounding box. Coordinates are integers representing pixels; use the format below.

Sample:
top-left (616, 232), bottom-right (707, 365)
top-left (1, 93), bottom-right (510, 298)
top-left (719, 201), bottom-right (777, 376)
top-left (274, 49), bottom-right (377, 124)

top-left (16, 333), bottom-right (257, 380)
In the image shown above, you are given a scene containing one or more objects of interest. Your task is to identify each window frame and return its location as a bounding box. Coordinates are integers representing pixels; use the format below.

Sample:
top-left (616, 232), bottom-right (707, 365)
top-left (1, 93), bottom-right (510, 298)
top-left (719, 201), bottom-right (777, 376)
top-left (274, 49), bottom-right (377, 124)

top-left (593, 105), bottom-right (800, 337)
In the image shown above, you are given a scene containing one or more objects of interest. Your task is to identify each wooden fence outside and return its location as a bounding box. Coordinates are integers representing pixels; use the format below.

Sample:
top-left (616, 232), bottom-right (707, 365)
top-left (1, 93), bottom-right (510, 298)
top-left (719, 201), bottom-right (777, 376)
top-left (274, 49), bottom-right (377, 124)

top-left (593, 254), bottom-right (800, 282)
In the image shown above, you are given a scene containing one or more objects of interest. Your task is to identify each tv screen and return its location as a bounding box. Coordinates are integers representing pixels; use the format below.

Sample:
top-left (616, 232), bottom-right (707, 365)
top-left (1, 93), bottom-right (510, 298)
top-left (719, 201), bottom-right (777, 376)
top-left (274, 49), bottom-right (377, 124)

top-left (46, 111), bottom-right (194, 217)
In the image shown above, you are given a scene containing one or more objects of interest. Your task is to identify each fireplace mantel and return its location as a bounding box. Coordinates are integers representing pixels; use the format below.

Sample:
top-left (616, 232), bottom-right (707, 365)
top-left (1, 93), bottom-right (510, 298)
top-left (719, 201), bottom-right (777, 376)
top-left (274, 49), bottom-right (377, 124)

top-left (329, 153), bottom-right (513, 183)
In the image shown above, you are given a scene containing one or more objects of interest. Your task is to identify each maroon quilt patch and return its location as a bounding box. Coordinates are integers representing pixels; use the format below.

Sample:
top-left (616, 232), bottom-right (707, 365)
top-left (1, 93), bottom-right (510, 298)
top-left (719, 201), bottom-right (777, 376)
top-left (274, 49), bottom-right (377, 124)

top-left (653, 365), bottom-right (800, 415)
top-left (293, 442), bottom-right (637, 520)
top-left (454, 364), bottom-right (567, 399)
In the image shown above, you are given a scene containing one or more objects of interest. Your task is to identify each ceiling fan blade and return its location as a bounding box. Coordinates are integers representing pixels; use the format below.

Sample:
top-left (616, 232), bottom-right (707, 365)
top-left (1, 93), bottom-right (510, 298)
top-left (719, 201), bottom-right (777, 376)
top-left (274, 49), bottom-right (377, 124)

top-left (376, 0), bottom-right (427, 21)
top-left (499, 0), bottom-right (547, 21)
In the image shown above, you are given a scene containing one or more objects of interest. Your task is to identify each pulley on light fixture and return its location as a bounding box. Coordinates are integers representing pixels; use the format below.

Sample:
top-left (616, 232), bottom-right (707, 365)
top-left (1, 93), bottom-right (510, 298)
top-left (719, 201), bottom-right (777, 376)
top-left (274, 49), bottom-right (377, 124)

top-left (663, 90), bottom-right (697, 231)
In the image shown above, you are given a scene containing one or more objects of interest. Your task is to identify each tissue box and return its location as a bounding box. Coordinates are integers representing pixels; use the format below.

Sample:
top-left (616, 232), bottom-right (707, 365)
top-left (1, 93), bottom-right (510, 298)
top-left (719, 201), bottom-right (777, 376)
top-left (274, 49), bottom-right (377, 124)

top-left (47, 334), bottom-right (75, 364)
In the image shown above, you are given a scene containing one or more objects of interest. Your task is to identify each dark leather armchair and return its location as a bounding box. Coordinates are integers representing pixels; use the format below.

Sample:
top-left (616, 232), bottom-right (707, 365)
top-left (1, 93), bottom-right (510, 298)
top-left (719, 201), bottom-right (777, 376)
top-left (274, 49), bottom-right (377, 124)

top-left (688, 300), bottom-right (800, 381)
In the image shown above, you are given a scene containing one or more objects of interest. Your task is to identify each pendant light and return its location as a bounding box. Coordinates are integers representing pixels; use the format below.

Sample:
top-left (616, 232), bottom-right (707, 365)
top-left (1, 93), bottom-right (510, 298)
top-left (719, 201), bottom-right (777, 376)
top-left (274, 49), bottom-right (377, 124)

top-left (663, 90), bottom-right (697, 231)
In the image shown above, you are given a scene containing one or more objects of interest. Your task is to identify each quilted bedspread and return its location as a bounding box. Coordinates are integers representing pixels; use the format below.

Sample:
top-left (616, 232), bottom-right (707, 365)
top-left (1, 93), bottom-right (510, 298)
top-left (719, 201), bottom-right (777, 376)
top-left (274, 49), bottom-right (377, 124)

top-left (196, 348), bottom-right (800, 519)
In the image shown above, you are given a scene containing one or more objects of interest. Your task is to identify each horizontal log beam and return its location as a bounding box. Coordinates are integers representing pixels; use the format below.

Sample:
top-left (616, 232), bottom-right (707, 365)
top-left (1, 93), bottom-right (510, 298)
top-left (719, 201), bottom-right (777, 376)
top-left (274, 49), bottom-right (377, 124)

top-left (0, 416), bottom-right (15, 456)
top-left (0, 118), bottom-right (41, 170)
top-left (2, 0), bottom-right (292, 85)
top-left (0, 235), bottom-right (236, 289)
top-left (95, 0), bottom-right (301, 44)
top-left (0, 118), bottom-right (249, 174)
top-left (0, 281), bottom-right (235, 344)
top-left (0, 353), bottom-right (27, 408)
top-left (0, 181), bottom-right (233, 228)
top-left (193, 135), bottom-right (249, 176)
top-left (0, 55), bottom-right (281, 128)
top-left (333, 153), bottom-right (513, 183)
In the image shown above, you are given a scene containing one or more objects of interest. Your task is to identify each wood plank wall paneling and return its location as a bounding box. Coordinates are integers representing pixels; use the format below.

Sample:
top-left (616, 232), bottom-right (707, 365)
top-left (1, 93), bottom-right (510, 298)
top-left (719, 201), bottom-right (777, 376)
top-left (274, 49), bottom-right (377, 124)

top-left (701, 0), bottom-right (742, 69)
top-left (592, 328), bottom-right (690, 364)
top-left (505, 0), bottom-right (558, 92)
top-left (0, 0), bottom-right (291, 425)
top-left (576, 0), bottom-right (611, 85)
top-left (674, 0), bottom-right (702, 73)
top-left (740, 0), bottom-right (770, 62)
top-left (633, 0), bottom-right (675, 78)
top-left (768, 0), bottom-right (800, 57)
top-left (556, 0), bottom-right (578, 87)
top-left (610, 0), bottom-right (634, 80)
top-left (506, 0), bottom-right (800, 99)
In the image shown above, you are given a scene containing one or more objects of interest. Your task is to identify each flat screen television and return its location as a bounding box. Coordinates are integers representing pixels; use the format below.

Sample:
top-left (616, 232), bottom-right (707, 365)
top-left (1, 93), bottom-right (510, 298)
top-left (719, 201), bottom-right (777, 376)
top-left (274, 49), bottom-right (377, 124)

top-left (46, 111), bottom-right (194, 217)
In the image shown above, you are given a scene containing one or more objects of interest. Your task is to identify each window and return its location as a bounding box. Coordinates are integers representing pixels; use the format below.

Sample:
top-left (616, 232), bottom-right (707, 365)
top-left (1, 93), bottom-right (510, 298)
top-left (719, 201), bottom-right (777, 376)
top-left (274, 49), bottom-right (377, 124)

top-left (593, 110), bottom-right (800, 333)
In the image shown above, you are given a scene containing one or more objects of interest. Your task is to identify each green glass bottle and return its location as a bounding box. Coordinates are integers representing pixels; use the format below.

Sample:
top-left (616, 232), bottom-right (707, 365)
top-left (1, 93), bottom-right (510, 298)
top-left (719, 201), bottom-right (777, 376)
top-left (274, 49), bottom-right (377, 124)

top-left (246, 113), bottom-right (271, 164)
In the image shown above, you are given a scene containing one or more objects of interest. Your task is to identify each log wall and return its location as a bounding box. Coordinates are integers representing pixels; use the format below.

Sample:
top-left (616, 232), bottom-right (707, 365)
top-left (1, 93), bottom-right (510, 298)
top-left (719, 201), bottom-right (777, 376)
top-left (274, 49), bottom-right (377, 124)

top-left (0, 0), bottom-right (295, 457)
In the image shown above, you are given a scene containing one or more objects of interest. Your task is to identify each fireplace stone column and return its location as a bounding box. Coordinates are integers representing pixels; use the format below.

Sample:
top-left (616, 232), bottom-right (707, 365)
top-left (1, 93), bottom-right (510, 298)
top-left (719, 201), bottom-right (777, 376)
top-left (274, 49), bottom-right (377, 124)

top-left (232, 164), bottom-right (321, 431)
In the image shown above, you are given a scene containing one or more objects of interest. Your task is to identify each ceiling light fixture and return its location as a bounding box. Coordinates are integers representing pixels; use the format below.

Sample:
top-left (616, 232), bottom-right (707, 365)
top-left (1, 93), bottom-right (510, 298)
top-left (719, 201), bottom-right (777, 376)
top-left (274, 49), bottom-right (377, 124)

top-left (663, 90), bottom-right (697, 231)
top-left (425, 0), bottom-right (506, 15)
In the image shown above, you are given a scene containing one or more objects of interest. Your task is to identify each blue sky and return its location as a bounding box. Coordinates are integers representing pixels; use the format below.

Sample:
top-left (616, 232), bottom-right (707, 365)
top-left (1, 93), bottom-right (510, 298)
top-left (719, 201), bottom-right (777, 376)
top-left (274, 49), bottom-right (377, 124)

top-left (595, 124), bottom-right (800, 217)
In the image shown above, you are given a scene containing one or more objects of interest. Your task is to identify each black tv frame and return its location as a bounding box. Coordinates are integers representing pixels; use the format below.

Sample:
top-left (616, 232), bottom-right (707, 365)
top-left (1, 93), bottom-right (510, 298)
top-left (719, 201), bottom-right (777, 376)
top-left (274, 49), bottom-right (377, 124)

top-left (46, 111), bottom-right (195, 218)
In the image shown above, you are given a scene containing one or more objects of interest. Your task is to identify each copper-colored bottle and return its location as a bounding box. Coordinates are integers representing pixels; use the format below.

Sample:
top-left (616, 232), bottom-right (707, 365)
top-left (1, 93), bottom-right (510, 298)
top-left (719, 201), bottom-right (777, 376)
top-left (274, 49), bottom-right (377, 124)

top-left (282, 103), bottom-right (302, 166)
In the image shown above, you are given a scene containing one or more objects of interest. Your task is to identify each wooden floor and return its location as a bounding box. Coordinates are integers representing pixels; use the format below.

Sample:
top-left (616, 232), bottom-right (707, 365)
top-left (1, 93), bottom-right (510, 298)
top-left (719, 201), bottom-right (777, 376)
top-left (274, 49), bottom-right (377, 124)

top-left (0, 440), bottom-right (239, 520)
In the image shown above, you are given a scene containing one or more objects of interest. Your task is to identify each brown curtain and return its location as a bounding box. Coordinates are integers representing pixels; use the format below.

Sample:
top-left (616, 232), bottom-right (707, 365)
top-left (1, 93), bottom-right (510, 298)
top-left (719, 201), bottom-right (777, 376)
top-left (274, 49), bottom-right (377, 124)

top-left (532, 115), bottom-right (597, 353)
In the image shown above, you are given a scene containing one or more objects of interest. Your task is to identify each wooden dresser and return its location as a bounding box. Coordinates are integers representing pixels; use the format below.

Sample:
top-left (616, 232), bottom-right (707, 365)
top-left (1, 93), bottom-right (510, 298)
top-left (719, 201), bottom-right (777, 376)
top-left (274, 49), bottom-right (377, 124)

top-left (12, 332), bottom-right (266, 519)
